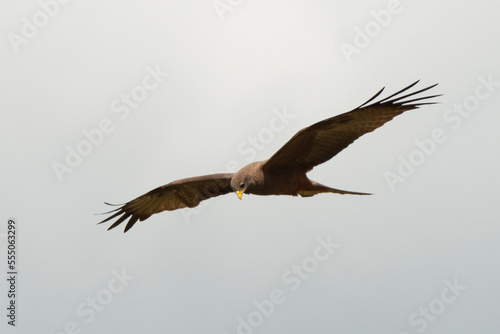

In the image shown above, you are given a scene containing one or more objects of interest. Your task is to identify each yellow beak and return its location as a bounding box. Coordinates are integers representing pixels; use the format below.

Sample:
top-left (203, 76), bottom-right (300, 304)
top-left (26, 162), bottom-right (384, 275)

top-left (236, 188), bottom-right (246, 200)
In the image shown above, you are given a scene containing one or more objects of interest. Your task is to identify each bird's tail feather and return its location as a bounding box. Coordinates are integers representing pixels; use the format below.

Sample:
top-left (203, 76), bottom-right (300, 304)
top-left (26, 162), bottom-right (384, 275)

top-left (298, 181), bottom-right (371, 197)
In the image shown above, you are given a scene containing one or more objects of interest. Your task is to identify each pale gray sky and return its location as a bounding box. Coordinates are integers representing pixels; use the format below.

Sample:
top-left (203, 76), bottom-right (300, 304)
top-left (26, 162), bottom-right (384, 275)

top-left (1, 1), bottom-right (500, 333)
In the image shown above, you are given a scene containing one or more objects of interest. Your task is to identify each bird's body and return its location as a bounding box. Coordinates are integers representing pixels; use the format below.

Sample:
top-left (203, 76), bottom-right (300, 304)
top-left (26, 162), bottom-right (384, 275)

top-left (232, 160), bottom-right (306, 197)
top-left (99, 81), bottom-right (440, 232)
top-left (231, 160), bottom-right (366, 197)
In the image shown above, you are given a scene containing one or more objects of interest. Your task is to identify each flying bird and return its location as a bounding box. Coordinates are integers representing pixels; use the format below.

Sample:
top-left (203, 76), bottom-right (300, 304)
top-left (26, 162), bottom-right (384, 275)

top-left (99, 81), bottom-right (440, 232)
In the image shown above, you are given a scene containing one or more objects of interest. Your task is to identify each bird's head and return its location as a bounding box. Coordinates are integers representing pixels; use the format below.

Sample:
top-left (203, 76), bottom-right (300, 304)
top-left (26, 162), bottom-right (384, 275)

top-left (231, 171), bottom-right (250, 200)
top-left (230, 162), bottom-right (262, 200)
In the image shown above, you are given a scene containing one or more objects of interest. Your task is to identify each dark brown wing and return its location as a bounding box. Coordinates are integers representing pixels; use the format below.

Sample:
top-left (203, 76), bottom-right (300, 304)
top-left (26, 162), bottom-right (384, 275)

top-left (98, 173), bottom-right (234, 232)
top-left (263, 81), bottom-right (440, 172)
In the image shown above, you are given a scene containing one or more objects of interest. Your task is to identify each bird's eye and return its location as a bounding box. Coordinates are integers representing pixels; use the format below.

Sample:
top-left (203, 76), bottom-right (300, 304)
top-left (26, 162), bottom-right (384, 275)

top-left (240, 183), bottom-right (245, 189)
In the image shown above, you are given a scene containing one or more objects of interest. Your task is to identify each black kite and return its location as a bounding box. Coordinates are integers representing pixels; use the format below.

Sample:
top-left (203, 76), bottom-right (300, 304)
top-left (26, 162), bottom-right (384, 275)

top-left (99, 81), bottom-right (439, 232)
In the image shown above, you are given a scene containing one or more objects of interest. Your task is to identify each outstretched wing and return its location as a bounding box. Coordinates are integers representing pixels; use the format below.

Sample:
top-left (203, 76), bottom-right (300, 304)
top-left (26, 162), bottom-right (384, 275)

top-left (263, 81), bottom-right (440, 172)
top-left (98, 173), bottom-right (234, 232)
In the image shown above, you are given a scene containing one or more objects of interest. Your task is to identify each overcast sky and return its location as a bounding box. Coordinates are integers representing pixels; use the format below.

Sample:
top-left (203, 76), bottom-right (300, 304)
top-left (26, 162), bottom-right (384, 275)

top-left (2, 0), bottom-right (500, 333)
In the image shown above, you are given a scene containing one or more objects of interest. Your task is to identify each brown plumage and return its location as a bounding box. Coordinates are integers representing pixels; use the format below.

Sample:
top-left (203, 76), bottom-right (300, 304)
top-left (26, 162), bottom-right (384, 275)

top-left (99, 81), bottom-right (440, 232)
